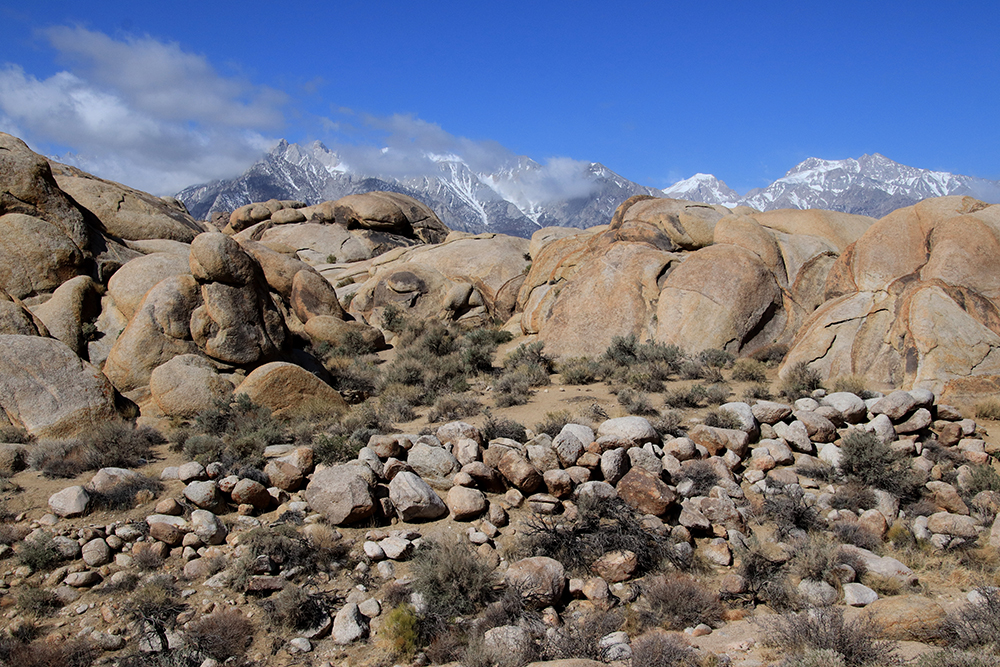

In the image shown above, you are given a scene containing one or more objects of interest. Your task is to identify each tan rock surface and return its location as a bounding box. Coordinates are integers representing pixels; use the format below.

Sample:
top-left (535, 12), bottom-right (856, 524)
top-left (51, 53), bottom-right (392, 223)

top-left (235, 361), bottom-right (346, 418)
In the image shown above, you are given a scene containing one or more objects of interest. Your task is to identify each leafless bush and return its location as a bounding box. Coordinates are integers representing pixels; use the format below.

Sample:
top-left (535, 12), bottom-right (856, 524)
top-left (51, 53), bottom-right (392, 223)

top-left (630, 630), bottom-right (699, 667)
top-left (185, 608), bottom-right (253, 663)
top-left (638, 574), bottom-right (725, 630)
top-left (759, 606), bottom-right (898, 666)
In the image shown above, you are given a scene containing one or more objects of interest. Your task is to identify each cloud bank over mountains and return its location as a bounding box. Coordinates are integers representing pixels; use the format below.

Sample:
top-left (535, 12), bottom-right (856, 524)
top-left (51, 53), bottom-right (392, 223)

top-left (0, 26), bottom-right (600, 202)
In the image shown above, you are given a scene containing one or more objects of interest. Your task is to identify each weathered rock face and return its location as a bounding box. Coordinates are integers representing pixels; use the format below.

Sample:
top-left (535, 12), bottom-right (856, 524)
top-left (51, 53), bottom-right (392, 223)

top-left (149, 354), bottom-right (233, 419)
top-left (0, 212), bottom-right (86, 299)
top-left (188, 233), bottom-right (287, 365)
top-left (51, 163), bottom-right (206, 243)
top-left (330, 192), bottom-right (449, 244)
top-left (304, 465), bottom-right (375, 526)
top-left (349, 233), bottom-right (530, 328)
top-left (514, 196), bottom-right (875, 360)
top-left (781, 197), bottom-right (1000, 393)
top-left (0, 335), bottom-right (119, 438)
top-left (0, 289), bottom-right (47, 336)
top-left (234, 362), bottom-right (346, 418)
top-left (32, 275), bottom-right (101, 358)
top-left (107, 252), bottom-right (191, 321)
top-left (103, 275), bottom-right (203, 392)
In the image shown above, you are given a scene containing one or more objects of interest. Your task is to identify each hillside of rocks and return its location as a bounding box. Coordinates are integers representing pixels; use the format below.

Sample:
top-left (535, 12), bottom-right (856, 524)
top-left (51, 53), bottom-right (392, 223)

top-left (3, 130), bottom-right (1000, 667)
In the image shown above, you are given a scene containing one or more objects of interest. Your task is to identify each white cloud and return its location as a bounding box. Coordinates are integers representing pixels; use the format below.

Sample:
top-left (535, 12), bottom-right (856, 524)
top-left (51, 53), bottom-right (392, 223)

top-left (327, 112), bottom-right (600, 203)
top-left (0, 27), bottom-right (285, 194)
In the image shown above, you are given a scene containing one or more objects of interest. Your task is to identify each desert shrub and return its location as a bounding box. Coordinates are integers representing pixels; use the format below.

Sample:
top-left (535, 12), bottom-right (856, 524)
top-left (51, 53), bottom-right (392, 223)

top-left (760, 484), bottom-right (822, 538)
top-left (761, 606), bottom-right (898, 666)
top-left (462, 629), bottom-right (537, 667)
top-left (229, 525), bottom-right (317, 591)
top-left (378, 388), bottom-right (419, 422)
top-left (734, 539), bottom-right (793, 608)
top-left (965, 464), bottom-right (1000, 497)
top-left (829, 482), bottom-right (877, 511)
top-left (601, 335), bottom-right (683, 387)
top-left (378, 604), bottom-right (421, 660)
top-left (699, 348), bottom-right (734, 368)
top-left (780, 361), bottom-right (823, 400)
top-left (0, 636), bottom-right (97, 667)
top-left (185, 608), bottom-right (253, 663)
top-left (616, 388), bottom-right (659, 416)
top-left (494, 370), bottom-right (534, 407)
top-left (534, 410), bottom-right (573, 438)
top-left (0, 425), bottom-right (31, 444)
top-left (16, 532), bottom-right (62, 571)
top-left (703, 383), bottom-right (730, 405)
top-left (743, 383), bottom-right (773, 402)
top-left (427, 393), bottom-right (482, 423)
top-left (663, 385), bottom-right (708, 409)
top-left (703, 408), bottom-right (743, 430)
top-left (630, 630), bottom-right (699, 667)
top-left (832, 375), bottom-right (877, 400)
top-left (29, 422), bottom-right (163, 478)
top-left (678, 460), bottom-right (720, 496)
top-left (504, 341), bottom-right (553, 377)
top-left (778, 649), bottom-right (848, 667)
top-left (650, 409), bottom-right (685, 438)
top-left (410, 539), bottom-right (496, 620)
top-left (975, 399), bottom-right (1000, 421)
top-left (520, 495), bottom-right (673, 575)
top-left (260, 585), bottom-right (329, 631)
top-left (752, 343), bottom-right (789, 365)
top-left (541, 609), bottom-right (624, 661)
top-left (796, 460), bottom-right (839, 483)
top-left (638, 574), bottom-right (725, 630)
top-left (133, 545), bottom-right (165, 571)
top-left (945, 586), bottom-right (1000, 651)
top-left (482, 413), bottom-right (527, 443)
top-left (679, 359), bottom-right (706, 380)
top-left (916, 650), bottom-right (1000, 667)
top-left (839, 429), bottom-right (918, 498)
top-left (90, 475), bottom-right (163, 511)
top-left (324, 355), bottom-right (382, 398)
top-left (191, 394), bottom-right (285, 468)
top-left (16, 587), bottom-right (62, 617)
top-left (833, 522), bottom-right (883, 552)
top-left (380, 303), bottom-right (406, 333)
top-left (559, 357), bottom-right (601, 385)
top-left (788, 533), bottom-right (840, 585)
top-left (127, 579), bottom-right (186, 653)
top-left (732, 358), bottom-right (767, 383)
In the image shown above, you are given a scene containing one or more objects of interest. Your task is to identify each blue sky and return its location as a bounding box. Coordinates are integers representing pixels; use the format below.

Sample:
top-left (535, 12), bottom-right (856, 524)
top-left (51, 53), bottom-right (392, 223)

top-left (1, 0), bottom-right (998, 196)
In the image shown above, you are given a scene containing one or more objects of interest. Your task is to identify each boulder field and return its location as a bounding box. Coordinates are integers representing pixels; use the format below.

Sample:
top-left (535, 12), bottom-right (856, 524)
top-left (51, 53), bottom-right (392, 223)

top-left (0, 131), bottom-right (999, 436)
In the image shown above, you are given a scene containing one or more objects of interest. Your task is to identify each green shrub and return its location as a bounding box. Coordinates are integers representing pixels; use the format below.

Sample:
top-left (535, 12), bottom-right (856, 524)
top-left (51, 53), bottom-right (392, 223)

top-left (559, 357), bottom-right (601, 385)
top-left (380, 303), bottom-right (406, 333)
top-left (378, 604), bottom-right (420, 660)
top-left (732, 358), bottom-right (768, 383)
top-left (780, 361), bottom-right (823, 400)
top-left (411, 539), bottom-right (496, 619)
top-left (29, 422), bottom-right (164, 478)
top-left (505, 341), bottom-right (553, 375)
top-left (965, 464), bottom-right (1000, 496)
top-left (191, 394), bottom-right (285, 469)
top-left (839, 429), bottom-right (918, 498)
top-left (760, 606), bottom-right (898, 666)
top-left (703, 383), bottom-right (731, 405)
top-left (778, 649), bottom-right (848, 667)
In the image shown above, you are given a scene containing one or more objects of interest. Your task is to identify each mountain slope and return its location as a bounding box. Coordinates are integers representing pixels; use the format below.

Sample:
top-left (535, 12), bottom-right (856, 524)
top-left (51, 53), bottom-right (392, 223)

top-left (724, 154), bottom-right (1000, 218)
top-left (177, 141), bottom-right (660, 237)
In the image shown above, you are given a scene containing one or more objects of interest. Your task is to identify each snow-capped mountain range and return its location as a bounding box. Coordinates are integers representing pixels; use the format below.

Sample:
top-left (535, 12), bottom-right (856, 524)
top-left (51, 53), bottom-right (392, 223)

top-left (177, 144), bottom-right (1000, 236)
top-left (663, 154), bottom-right (1000, 218)
top-left (176, 140), bottom-right (660, 237)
